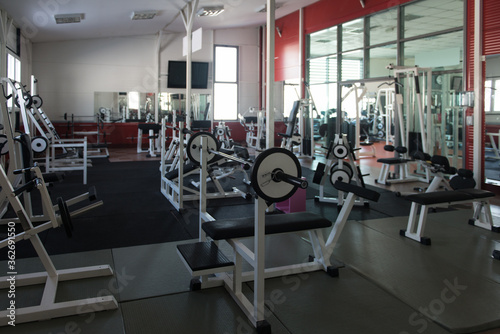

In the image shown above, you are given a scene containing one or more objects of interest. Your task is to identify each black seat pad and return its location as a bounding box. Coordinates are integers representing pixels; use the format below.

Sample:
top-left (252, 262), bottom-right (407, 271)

top-left (456, 188), bottom-right (495, 199)
top-left (377, 158), bottom-right (411, 164)
top-left (202, 212), bottom-right (332, 240)
top-left (405, 191), bottom-right (473, 205)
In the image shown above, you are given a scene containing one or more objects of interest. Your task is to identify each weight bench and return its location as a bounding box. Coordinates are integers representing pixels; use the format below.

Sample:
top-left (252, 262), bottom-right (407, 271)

top-left (177, 182), bottom-right (379, 332)
top-left (400, 188), bottom-right (498, 245)
top-left (375, 145), bottom-right (420, 185)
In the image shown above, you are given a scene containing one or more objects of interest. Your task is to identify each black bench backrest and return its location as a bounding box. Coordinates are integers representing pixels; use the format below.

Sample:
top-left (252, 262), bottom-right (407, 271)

top-left (334, 181), bottom-right (380, 202)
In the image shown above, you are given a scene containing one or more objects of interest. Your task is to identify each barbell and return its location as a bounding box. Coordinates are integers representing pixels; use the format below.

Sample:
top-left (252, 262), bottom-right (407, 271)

top-left (187, 133), bottom-right (308, 203)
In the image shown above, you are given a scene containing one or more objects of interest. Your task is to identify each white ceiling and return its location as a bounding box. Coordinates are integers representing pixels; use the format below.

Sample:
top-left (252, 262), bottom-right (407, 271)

top-left (0, 0), bottom-right (318, 43)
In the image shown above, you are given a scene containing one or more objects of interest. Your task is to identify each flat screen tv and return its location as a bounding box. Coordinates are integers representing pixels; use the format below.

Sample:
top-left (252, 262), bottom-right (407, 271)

top-left (167, 60), bottom-right (209, 89)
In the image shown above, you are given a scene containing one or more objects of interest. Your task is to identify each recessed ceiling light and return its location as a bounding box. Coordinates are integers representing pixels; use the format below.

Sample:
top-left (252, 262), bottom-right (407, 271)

top-left (131, 10), bottom-right (157, 20)
top-left (54, 14), bottom-right (84, 24)
top-left (197, 6), bottom-right (224, 17)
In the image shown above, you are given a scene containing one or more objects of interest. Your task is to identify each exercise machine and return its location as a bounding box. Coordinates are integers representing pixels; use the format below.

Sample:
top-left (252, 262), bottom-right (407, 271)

top-left (160, 118), bottom-right (250, 211)
top-left (0, 163), bottom-right (116, 326)
top-left (177, 135), bottom-right (380, 332)
top-left (313, 133), bottom-right (369, 206)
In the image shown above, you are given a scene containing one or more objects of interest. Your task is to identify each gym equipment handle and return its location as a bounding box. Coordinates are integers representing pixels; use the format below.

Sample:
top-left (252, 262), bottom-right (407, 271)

top-left (207, 148), bottom-right (252, 170)
top-left (272, 169), bottom-right (308, 189)
top-left (13, 178), bottom-right (40, 196)
top-left (13, 167), bottom-right (34, 175)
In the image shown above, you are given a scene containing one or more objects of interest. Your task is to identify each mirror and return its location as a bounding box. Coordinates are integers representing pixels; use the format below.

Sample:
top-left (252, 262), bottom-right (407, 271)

top-left (484, 54), bottom-right (500, 185)
top-left (94, 92), bottom-right (155, 122)
top-left (158, 93), bottom-right (212, 121)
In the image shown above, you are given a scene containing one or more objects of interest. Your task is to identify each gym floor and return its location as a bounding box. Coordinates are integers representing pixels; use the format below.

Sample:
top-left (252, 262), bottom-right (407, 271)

top-left (2, 142), bottom-right (500, 334)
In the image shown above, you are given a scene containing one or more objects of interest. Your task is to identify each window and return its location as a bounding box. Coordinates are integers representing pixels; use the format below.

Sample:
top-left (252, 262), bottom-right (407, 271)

top-left (342, 19), bottom-right (363, 52)
top-left (368, 9), bottom-right (397, 46)
top-left (7, 53), bottom-right (21, 109)
top-left (485, 79), bottom-right (500, 112)
top-left (403, 30), bottom-right (463, 70)
top-left (213, 45), bottom-right (238, 120)
top-left (402, 0), bottom-right (463, 39)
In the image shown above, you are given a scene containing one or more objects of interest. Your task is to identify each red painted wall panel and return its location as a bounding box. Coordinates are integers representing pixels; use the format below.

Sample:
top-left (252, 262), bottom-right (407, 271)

top-left (465, 0), bottom-right (500, 185)
top-left (275, 11), bottom-right (301, 82)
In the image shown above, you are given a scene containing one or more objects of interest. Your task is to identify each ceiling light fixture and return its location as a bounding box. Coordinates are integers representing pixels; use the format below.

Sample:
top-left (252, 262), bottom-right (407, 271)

top-left (197, 6), bottom-right (224, 17)
top-left (54, 14), bottom-right (84, 24)
top-left (131, 10), bottom-right (157, 20)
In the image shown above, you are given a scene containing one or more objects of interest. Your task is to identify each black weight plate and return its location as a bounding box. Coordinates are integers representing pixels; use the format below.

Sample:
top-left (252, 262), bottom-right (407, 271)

top-left (312, 163), bottom-right (325, 184)
top-left (32, 95), bottom-right (43, 108)
top-left (0, 134), bottom-right (9, 155)
top-left (251, 147), bottom-right (301, 203)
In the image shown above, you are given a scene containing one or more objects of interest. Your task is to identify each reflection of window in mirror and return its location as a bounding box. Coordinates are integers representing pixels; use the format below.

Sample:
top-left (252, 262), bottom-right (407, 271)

top-left (485, 79), bottom-right (500, 112)
top-left (128, 92), bottom-right (140, 120)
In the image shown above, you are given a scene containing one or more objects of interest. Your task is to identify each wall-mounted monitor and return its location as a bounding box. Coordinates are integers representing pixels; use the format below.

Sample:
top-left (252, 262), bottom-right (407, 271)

top-left (167, 61), bottom-right (209, 89)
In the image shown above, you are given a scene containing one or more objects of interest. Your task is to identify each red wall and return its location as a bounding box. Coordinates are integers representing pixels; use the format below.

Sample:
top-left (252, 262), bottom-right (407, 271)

top-left (53, 121), bottom-right (287, 148)
top-left (465, 0), bottom-right (500, 189)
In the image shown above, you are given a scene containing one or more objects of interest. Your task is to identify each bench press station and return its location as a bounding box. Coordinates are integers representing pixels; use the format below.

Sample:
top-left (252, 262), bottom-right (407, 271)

top-left (177, 135), bottom-right (380, 333)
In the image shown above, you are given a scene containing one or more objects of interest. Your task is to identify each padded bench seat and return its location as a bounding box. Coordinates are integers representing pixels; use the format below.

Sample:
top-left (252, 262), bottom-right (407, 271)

top-left (401, 188), bottom-right (498, 245)
top-left (376, 157), bottom-right (411, 165)
top-left (202, 212), bottom-right (332, 240)
top-left (404, 189), bottom-right (494, 206)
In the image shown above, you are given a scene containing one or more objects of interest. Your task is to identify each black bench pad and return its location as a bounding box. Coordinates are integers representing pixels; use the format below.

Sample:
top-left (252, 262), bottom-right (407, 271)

top-left (377, 158), bottom-right (411, 164)
top-left (456, 188), bottom-right (495, 199)
top-left (202, 212), bottom-right (332, 240)
top-left (405, 189), bottom-right (494, 206)
top-left (405, 191), bottom-right (473, 205)
top-left (334, 181), bottom-right (380, 202)
top-left (165, 162), bottom-right (197, 180)
top-left (177, 241), bottom-right (234, 272)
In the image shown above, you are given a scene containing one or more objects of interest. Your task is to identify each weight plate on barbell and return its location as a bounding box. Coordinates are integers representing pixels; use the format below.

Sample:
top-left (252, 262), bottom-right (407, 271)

top-left (32, 95), bottom-right (43, 108)
top-left (332, 144), bottom-right (348, 159)
top-left (251, 147), bottom-right (301, 204)
top-left (377, 130), bottom-right (385, 138)
top-left (377, 122), bottom-right (384, 130)
top-left (330, 162), bottom-right (353, 185)
top-left (31, 136), bottom-right (48, 153)
top-left (0, 134), bottom-right (9, 155)
top-left (186, 131), bottom-right (221, 166)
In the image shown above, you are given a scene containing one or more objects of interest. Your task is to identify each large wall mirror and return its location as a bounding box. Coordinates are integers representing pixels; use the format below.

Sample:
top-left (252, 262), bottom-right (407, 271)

top-left (94, 92), bottom-right (155, 122)
top-left (484, 54), bottom-right (500, 185)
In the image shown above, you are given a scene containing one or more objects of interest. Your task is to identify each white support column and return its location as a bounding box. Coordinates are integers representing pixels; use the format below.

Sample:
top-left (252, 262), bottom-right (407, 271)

top-left (181, 0), bottom-right (199, 131)
top-left (473, 0), bottom-right (483, 187)
top-left (0, 10), bottom-right (13, 79)
top-left (266, 0), bottom-right (275, 149)
top-left (155, 31), bottom-right (162, 123)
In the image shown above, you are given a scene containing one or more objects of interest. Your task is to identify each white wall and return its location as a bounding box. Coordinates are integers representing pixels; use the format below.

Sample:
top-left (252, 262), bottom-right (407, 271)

top-left (31, 26), bottom-right (262, 121)
top-left (33, 35), bottom-right (158, 120)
